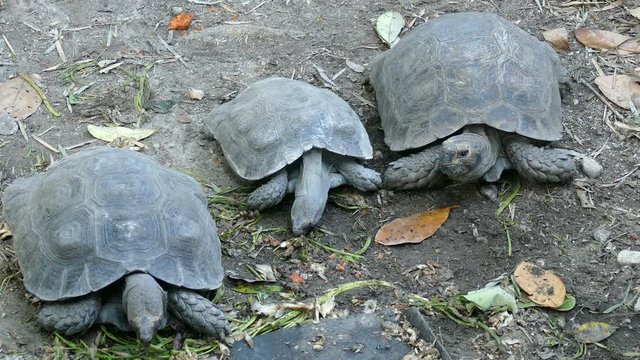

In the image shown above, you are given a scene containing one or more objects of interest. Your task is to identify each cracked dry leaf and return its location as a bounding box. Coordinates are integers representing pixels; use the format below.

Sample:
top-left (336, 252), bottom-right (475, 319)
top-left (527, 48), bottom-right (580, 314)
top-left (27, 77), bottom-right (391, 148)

top-left (542, 28), bottom-right (569, 51)
top-left (571, 321), bottom-right (617, 344)
top-left (575, 28), bottom-right (640, 54)
top-left (87, 124), bottom-right (156, 142)
top-left (375, 207), bottom-right (454, 246)
top-left (629, 7), bottom-right (640, 20)
top-left (375, 11), bottom-right (404, 47)
top-left (0, 76), bottom-right (42, 120)
top-left (513, 261), bottom-right (566, 308)
top-left (594, 75), bottom-right (640, 110)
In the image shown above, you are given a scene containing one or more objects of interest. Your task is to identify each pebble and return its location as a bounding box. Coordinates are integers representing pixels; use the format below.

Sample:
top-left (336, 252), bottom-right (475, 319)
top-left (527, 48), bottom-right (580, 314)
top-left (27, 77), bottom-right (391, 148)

top-left (0, 113), bottom-right (18, 135)
top-left (592, 228), bottom-right (611, 243)
top-left (189, 88), bottom-right (205, 100)
top-left (580, 157), bottom-right (603, 178)
top-left (617, 250), bottom-right (640, 265)
top-left (171, 6), bottom-right (183, 15)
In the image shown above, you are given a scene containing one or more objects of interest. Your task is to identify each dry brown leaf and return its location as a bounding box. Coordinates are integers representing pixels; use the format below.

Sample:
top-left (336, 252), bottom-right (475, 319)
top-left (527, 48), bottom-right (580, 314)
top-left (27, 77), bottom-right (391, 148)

top-left (0, 77), bottom-right (43, 120)
top-left (629, 7), bottom-right (640, 20)
top-left (575, 28), bottom-right (640, 54)
top-left (514, 261), bottom-right (566, 308)
top-left (542, 28), bottom-right (570, 51)
top-left (594, 75), bottom-right (640, 109)
top-left (374, 207), bottom-right (454, 246)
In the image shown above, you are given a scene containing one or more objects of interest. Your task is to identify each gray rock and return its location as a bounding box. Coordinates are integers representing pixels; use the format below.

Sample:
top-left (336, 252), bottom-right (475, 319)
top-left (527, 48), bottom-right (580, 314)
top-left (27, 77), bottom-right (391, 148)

top-left (617, 250), bottom-right (640, 265)
top-left (593, 228), bottom-right (611, 243)
top-left (231, 313), bottom-right (411, 360)
top-left (0, 113), bottom-right (18, 136)
top-left (580, 157), bottom-right (603, 178)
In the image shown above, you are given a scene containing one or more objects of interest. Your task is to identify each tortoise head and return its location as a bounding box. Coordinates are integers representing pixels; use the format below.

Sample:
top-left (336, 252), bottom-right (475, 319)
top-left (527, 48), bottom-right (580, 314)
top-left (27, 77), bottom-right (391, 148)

top-left (122, 273), bottom-right (168, 343)
top-left (440, 133), bottom-right (494, 182)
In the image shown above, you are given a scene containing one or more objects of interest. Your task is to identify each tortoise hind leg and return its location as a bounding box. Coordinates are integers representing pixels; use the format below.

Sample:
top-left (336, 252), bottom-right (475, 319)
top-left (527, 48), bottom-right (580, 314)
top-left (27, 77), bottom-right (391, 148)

top-left (383, 146), bottom-right (444, 190)
top-left (247, 169), bottom-right (288, 211)
top-left (167, 289), bottom-right (231, 340)
top-left (503, 137), bottom-right (576, 183)
top-left (37, 293), bottom-right (101, 336)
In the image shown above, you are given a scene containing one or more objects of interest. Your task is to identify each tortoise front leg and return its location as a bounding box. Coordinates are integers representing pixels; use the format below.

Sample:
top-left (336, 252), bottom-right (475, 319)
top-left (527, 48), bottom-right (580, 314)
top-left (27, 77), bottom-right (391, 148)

top-left (37, 293), bottom-right (101, 336)
top-left (167, 289), bottom-right (231, 340)
top-left (247, 169), bottom-right (288, 210)
top-left (383, 146), bottom-right (444, 190)
top-left (329, 156), bottom-right (381, 192)
top-left (503, 138), bottom-right (576, 183)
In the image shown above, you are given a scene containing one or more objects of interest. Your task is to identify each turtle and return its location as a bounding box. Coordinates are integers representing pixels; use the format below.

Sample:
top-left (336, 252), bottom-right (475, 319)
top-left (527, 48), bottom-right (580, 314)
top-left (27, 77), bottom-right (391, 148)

top-left (205, 77), bottom-right (381, 235)
top-left (369, 12), bottom-right (581, 190)
top-left (1, 147), bottom-right (231, 342)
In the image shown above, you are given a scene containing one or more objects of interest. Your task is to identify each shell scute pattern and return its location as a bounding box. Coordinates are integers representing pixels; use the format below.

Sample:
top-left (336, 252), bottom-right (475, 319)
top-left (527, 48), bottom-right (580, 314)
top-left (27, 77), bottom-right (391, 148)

top-left (370, 12), bottom-right (564, 152)
top-left (2, 147), bottom-right (223, 301)
top-left (207, 77), bottom-right (373, 180)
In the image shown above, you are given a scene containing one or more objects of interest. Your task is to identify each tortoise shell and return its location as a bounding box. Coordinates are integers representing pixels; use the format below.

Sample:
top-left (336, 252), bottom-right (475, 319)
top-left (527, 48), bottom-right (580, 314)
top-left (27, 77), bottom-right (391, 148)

top-left (205, 77), bottom-right (373, 180)
top-left (2, 147), bottom-right (223, 301)
top-left (370, 12), bottom-right (564, 152)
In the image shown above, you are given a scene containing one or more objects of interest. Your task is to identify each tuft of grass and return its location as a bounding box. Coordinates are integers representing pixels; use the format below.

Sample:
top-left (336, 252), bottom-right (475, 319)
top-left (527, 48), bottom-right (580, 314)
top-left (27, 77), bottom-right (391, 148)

top-left (496, 173), bottom-right (521, 257)
top-left (404, 291), bottom-right (506, 353)
top-left (307, 235), bottom-right (372, 264)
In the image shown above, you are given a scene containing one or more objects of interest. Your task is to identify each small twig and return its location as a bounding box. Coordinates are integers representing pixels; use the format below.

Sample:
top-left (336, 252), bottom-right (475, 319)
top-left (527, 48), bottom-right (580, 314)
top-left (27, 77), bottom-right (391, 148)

top-left (64, 139), bottom-right (99, 151)
top-left (613, 164), bottom-right (640, 189)
top-left (38, 126), bottom-right (56, 137)
top-left (186, 0), bottom-right (223, 4)
top-left (155, 35), bottom-right (189, 68)
top-left (580, 78), bottom-right (625, 121)
top-left (533, 0), bottom-right (543, 11)
top-left (2, 34), bottom-right (16, 59)
top-left (18, 73), bottom-right (61, 117)
top-left (245, 0), bottom-right (266, 14)
top-left (31, 135), bottom-right (60, 153)
top-left (16, 120), bottom-right (28, 141)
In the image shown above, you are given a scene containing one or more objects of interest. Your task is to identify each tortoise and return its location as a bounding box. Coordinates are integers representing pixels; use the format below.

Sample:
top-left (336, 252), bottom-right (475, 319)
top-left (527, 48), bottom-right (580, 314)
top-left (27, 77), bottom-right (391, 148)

top-left (1, 147), bottom-right (230, 342)
top-left (206, 77), bottom-right (381, 235)
top-left (370, 12), bottom-right (580, 190)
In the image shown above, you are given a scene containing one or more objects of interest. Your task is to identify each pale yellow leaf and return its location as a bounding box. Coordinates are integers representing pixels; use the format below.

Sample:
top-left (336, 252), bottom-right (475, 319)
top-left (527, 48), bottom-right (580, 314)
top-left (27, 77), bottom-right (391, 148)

top-left (575, 28), bottom-right (640, 54)
top-left (375, 12), bottom-right (405, 47)
top-left (87, 124), bottom-right (157, 142)
top-left (0, 77), bottom-right (42, 120)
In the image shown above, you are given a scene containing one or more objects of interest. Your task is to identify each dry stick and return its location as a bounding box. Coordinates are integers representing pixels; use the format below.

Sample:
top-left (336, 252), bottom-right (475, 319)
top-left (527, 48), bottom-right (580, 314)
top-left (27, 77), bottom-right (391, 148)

top-left (156, 35), bottom-right (189, 68)
top-left (31, 134), bottom-right (60, 153)
top-left (533, 0), bottom-right (543, 11)
top-left (579, 78), bottom-right (625, 121)
top-left (245, 0), bottom-right (266, 14)
top-left (16, 120), bottom-right (28, 141)
top-left (64, 139), bottom-right (98, 151)
top-left (186, 0), bottom-right (223, 4)
top-left (2, 35), bottom-right (16, 58)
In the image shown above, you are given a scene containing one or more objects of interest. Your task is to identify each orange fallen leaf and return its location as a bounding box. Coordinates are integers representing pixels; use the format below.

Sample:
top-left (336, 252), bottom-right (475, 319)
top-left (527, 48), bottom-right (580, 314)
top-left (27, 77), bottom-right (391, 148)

top-left (594, 75), bottom-right (640, 110)
top-left (514, 261), bottom-right (566, 308)
top-left (375, 207), bottom-right (454, 246)
top-left (289, 272), bottom-right (305, 285)
top-left (542, 28), bottom-right (570, 51)
top-left (575, 28), bottom-right (640, 54)
top-left (168, 12), bottom-right (194, 31)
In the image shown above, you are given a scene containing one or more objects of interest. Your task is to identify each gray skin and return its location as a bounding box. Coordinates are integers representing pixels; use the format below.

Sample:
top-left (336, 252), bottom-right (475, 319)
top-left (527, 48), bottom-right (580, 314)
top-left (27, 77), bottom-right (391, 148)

top-left (37, 273), bottom-right (230, 342)
top-left (2, 147), bottom-right (231, 342)
top-left (246, 148), bottom-right (380, 235)
top-left (206, 77), bottom-right (381, 235)
top-left (370, 12), bottom-right (579, 190)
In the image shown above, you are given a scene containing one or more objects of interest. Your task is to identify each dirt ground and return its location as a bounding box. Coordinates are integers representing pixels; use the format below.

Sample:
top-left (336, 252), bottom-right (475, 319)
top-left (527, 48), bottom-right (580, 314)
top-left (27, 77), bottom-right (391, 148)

top-left (0, 0), bottom-right (639, 359)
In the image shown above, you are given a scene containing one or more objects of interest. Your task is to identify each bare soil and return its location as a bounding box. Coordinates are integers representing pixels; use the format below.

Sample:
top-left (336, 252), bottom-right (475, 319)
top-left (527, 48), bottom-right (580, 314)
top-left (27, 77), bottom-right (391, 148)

top-left (0, 0), bottom-right (639, 359)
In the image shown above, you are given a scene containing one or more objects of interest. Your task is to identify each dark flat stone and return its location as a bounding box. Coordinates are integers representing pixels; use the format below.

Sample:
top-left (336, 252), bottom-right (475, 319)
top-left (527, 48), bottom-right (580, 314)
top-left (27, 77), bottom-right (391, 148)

top-left (231, 313), bottom-right (411, 360)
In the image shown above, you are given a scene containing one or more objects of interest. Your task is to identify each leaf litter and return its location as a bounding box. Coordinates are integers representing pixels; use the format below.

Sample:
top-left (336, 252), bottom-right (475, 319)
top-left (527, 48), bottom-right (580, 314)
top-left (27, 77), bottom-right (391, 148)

top-left (0, 76), bottom-right (42, 120)
top-left (594, 75), bottom-right (640, 110)
top-left (575, 28), bottom-right (640, 54)
top-left (375, 207), bottom-right (455, 246)
top-left (375, 11), bottom-right (405, 47)
top-left (513, 261), bottom-right (566, 308)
